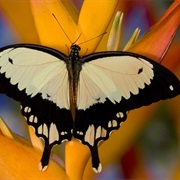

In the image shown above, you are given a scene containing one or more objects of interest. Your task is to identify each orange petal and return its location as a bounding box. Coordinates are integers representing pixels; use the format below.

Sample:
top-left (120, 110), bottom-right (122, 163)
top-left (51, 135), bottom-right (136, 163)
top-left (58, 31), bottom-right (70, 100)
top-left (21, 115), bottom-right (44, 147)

top-left (0, 1), bottom-right (39, 43)
top-left (0, 117), bottom-right (15, 140)
top-left (60, 0), bottom-right (79, 23)
top-left (65, 138), bottom-right (90, 180)
top-left (30, 0), bottom-right (80, 53)
top-left (161, 41), bottom-right (180, 71)
top-left (28, 126), bottom-right (44, 152)
top-left (127, 0), bottom-right (180, 62)
top-left (156, 0), bottom-right (180, 25)
top-left (78, 0), bottom-right (118, 54)
top-left (0, 135), bottom-right (68, 179)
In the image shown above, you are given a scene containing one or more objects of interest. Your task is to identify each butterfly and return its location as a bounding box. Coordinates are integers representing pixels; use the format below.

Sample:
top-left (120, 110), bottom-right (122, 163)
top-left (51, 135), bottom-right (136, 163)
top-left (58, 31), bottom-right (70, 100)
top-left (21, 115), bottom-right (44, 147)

top-left (0, 43), bottom-right (179, 173)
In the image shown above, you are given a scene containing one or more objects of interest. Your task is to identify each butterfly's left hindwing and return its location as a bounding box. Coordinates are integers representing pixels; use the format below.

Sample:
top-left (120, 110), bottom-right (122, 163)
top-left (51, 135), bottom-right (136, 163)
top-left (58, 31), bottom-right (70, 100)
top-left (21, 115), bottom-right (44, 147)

top-left (74, 52), bottom-right (180, 171)
top-left (20, 94), bottom-right (73, 170)
top-left (0, 44), bottom-right (73, 170)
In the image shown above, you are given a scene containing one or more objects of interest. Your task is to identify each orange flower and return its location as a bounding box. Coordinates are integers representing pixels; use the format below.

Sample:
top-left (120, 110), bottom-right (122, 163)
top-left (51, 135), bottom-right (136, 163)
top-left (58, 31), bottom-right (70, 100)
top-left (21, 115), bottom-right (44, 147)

top-left (0, 0), bottom-right (179, 179)
top-left (0, 118), bottom-right (68, 179)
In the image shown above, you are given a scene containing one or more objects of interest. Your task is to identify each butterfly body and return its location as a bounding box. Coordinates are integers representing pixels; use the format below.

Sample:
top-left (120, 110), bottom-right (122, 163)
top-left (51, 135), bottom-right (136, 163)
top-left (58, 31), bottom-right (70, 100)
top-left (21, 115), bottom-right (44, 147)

top-left (0, 43), bottom-right (180, 173)
top-left (66, 45), bottom-right (82, 119)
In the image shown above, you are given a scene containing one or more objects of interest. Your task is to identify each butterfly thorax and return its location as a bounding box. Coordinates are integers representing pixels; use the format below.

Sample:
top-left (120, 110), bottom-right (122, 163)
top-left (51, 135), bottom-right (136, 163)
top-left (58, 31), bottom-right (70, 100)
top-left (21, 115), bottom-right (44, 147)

top-left (67, 44), bottom-right (82, 120)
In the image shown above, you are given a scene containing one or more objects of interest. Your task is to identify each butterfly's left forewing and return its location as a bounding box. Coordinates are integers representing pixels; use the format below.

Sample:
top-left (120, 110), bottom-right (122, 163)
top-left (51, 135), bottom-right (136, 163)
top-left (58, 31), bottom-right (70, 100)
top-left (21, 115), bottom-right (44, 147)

top-left (74, 51), bottom-right (180, 172)
top-left (0, 44), bottom-right (73, 170)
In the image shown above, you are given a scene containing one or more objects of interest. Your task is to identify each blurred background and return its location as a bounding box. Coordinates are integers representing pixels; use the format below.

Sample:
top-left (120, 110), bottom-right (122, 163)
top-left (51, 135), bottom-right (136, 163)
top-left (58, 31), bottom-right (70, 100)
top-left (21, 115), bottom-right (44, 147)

top-left (0, 0), bottom-right (179, 179)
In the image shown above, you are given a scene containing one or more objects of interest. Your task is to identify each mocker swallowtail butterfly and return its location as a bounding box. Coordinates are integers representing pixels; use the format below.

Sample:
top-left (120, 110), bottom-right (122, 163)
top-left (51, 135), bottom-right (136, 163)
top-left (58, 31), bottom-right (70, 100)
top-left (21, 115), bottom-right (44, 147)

top-left (0, 43), bottom-right (179, 173)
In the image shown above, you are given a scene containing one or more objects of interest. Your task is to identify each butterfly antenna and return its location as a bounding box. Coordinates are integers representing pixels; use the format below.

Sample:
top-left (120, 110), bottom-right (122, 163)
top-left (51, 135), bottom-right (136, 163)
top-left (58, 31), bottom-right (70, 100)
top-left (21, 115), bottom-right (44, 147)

top-left (65, 44), bottom-right (70, 54)
top-left (78, 32), bottom-right (107, 45)
top-left (52, 13), bottom-right (72, 44)
top-left (83, 48), bottom-right (88, 56)
top-left (72, 33), bottom-right (82, 45)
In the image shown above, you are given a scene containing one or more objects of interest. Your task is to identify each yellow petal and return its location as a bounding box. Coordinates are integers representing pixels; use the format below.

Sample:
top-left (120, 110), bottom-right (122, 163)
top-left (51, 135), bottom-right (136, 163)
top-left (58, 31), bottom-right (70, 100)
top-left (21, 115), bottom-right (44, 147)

top-left (0, 1), bottom-right (39, 43)
top-left (123, 28), bottom-right (140, 51)
top-left (78, 0), bottom-right (118, 54)
top-left (28, 126), bottom-right (44, 152)
top-left (60, 0), bottom-right (79, 23)
top-left (107, 11), bottom-right (123, 51)
top-left (0, 117), bottom-right (15, 140)
top-left (127, 0), bottom-right (180, 62)
top-left (30, 0), bottom-right (80, 53)
top-left (65, 138), bottom-right (90, 180)
top-left (0, 135), bottom-right (68, 179)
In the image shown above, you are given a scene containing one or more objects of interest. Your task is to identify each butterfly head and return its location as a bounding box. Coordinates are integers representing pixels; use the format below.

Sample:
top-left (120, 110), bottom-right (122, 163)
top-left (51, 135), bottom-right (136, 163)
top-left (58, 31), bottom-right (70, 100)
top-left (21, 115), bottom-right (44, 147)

top-left (69, 44), bottom-right (81, 59)
top-left (70, 44), bottom-right (81, 52)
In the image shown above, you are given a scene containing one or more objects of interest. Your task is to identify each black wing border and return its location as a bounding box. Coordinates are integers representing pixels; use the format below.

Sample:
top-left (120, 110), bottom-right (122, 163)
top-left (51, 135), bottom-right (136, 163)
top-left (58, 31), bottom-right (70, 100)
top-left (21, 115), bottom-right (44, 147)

top-left (0, 43), bottom-right (68, 63)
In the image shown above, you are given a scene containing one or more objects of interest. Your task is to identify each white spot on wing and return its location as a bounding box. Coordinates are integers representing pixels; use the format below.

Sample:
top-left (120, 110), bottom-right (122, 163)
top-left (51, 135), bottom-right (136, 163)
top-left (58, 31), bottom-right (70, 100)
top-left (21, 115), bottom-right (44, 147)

top-left (38, 162), bottom-right (48, 172)
top-left (92, 163), bottom-right (102, 173)
top-left (116, 112), bottom-right (124, 118)
top-left (29, 115), bottom-right (34, 123)
top-left (34, 116), bottom-right (38, 123)
top-left (169, 85), bottom-right (174, 91)
top-left (77, 131), bottom-right (83, 135)
top-left (38, 124), bottom-right (48, 138)
top-left (38, 125), bottom-right (43, 134)
top-left (84, 125), bottom-right (95, 146)
top-left (95, 126), bottom-right (101, 139)
top-left (24, 106), bottom-right (31, 113)
top-left (43, 124), bottom-right (48, 138)
top-left (61, 131), bottom-right (67, 135)
top-left (108, 121), bottom-right (112, 127)
top-left (112, 120), bottom-right (117, 127)
top-left (101, 128), bottom-right (107, 137)
top-left (49, 123), bottom-right (59, 144)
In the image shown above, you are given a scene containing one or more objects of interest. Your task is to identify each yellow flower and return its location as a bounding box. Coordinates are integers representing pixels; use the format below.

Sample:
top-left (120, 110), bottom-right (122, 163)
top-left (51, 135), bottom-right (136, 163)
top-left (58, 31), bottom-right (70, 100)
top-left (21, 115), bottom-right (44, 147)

top-left (0, 118), bottom-right (68, 179)
top-left (0, 0), bottom-right (179, 179)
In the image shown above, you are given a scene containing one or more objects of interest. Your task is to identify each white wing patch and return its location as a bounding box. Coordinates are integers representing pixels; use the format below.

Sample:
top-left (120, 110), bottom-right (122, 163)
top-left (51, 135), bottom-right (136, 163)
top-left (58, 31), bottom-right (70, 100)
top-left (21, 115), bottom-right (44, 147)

top-left (37, 123), bottom-right (59, 144)
top-left (0, 47), bottom-right (69, 109)
top-left (77, 56), bottom-right (154, 110)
